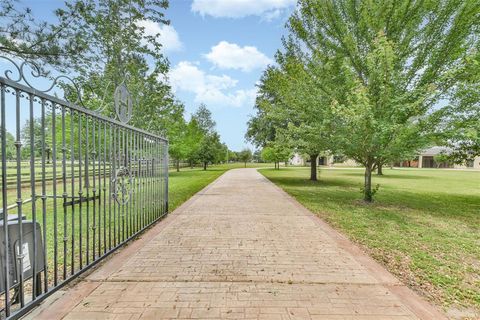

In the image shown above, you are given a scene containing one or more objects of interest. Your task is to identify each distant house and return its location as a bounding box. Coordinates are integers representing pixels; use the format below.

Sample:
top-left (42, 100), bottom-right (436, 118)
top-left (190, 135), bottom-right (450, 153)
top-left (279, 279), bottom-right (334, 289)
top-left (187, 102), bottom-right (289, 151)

top-left (289, 154), bottom-right (359, 167)
top-left (399, 146), bottom-right (480, 169)
top-left (291, 147), bottom-right (480, 169)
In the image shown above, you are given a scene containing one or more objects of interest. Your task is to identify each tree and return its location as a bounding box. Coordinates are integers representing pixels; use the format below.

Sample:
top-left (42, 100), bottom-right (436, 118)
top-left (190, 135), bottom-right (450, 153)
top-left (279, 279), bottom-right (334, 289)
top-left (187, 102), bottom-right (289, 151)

top-left (55, 0), bottom-right (172, 129)
top-left (228, 150), bottom-right (239, 163)
top-left (439, 43), bottom-right (480, 164)
top-left (196, 132), bottom-right (223, 170)
top-left (261, 143), bottom-right (291, 170)
top-left (183, 118), bottom-right (203, 168)
top-left (0, 127), bottom-right (15, 160)
top-left (192, 103), bottom-right (216, 135)
top-left (190, 104), bottom-right (225, 170)
top-left (0, 0), bottom-right (89, 69)
top-left (287, 0), bottom-right (479, 201)
top-left (238, 148), bottom-right (252, 168)
top-left (248, 43), bottom-right (337, 181)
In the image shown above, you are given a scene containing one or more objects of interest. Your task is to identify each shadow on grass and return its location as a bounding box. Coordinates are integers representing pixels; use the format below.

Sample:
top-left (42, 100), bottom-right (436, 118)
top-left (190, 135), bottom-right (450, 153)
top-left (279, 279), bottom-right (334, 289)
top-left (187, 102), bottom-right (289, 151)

top-left (341, 171), bottom-right (431, 180)
top-left (264, 171), bottom-right (480, 224)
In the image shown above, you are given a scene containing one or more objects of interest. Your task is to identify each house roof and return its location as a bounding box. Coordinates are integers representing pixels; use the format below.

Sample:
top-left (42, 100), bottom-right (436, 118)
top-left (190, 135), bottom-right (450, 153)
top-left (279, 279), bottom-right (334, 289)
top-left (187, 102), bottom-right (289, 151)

top-left (420, 146), bottom-right (452, 156)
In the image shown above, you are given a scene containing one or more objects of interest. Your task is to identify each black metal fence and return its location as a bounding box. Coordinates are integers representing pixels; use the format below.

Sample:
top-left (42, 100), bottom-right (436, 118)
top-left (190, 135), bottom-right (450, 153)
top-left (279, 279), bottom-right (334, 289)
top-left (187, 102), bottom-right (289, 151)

top-left (0, 57), bottom-right (168, 319)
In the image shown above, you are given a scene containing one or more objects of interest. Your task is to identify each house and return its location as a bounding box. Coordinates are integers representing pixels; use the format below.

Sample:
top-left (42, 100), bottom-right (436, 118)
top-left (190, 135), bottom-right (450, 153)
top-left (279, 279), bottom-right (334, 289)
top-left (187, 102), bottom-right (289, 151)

top-left (290, 147), bottom-right (480, 169)
top-left (411, 146), bottom-right (479, 169)
top-left (289, 154), bottom-right (359, 167)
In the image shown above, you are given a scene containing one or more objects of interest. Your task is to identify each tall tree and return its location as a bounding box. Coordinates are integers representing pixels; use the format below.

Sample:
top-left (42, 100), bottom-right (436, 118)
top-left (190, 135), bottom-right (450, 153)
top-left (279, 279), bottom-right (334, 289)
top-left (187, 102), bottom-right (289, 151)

top-left (191, 104), bottom-right (224, 170)
top-left (196, 132), bottom-right (223, 170)
top-left (439, 43), bottom-right (480, 164)
top-left (257, 51), bottom-right (336, 181)
top-left (192, 103), bottom-right (216, 135)
top-left (56, 0), bottom-right (171, 123)
top-left (287, 0), bottom-right (479, 201)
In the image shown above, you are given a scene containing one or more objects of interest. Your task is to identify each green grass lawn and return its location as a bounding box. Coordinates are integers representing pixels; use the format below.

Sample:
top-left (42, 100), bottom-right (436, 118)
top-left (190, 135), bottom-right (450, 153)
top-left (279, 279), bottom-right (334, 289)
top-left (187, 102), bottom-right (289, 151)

top-left (259, 167), bottom-right (480, 317)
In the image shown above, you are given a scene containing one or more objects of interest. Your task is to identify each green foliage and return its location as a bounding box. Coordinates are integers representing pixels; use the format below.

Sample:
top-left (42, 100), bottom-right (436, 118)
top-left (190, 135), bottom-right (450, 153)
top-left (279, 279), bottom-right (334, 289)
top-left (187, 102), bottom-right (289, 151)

top-left (196, 132), bottom-right (223, 170)
top-left (434, 153), bottom-right (454, 167)
top-left (192, 103), bottom-right (216, 135)
top-left (238, 148), bottom-right (253, 167)
top-left (0, 127), bottom-right (15, 160)
top-left (187, 104), bottom-right (226, 170)
top-left (254, 0), bottom-right (480, 201)
top-left (261, 143), bottom-right (291, 169)
top-left (0, 0), bottom-right (89, 69)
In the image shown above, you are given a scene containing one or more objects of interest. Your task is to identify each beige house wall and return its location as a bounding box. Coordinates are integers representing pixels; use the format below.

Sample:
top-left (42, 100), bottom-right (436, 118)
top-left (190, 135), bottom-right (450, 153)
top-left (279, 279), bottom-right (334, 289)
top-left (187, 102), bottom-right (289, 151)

top-left (291, 152), bottom-right (480, 170)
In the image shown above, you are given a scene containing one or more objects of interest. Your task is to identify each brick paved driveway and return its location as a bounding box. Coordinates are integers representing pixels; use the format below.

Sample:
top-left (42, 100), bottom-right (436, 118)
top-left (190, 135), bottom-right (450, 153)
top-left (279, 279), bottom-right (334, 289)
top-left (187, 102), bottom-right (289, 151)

top-left (26, 169), bottom-right (445, 320)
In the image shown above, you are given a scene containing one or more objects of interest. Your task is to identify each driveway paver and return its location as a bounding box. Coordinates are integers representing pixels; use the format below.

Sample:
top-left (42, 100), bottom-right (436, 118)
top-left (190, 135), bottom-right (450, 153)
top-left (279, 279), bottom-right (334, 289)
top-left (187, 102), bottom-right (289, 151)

top-left (25, 168), bottom-right (445, 320)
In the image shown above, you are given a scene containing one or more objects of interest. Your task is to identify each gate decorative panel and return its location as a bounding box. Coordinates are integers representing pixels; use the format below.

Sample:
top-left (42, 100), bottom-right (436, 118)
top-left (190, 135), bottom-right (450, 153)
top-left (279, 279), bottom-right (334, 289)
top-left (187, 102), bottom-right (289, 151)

top-left (0, 56), bottom-right (169, 319)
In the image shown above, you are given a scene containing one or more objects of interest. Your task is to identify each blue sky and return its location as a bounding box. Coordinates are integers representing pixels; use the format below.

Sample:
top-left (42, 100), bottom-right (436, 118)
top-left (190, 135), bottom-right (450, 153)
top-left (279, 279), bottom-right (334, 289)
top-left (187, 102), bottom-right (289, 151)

top-left (16, 0), bottom-right (296, 151)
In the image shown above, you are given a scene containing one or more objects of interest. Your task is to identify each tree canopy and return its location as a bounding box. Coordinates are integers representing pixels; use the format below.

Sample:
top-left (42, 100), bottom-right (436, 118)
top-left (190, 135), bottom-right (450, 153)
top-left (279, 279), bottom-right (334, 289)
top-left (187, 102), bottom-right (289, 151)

top-left (248, 0), bottom-right (480, 201)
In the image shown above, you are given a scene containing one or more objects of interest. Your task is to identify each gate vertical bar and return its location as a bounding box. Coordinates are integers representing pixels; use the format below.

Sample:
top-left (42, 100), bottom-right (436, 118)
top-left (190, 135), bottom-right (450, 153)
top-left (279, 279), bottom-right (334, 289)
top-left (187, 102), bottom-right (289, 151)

top-left (52, 103), bottom-right (58, 286)
top-left (165, 143), bottom-right (169, 213)
top-left (92, 120), bottom-right (96, 261)
top-left (15, 88), bottom-right (25, 307)
top-left (85, 117), bottom-right (90, 265)
top-left (108, 124), bottom-right (112, 250)
top-left (112, 126), bottom-right (116, 247)
top-left (61, 106), bottom-right (68, 280)
top-left (40, 98), bottom-right (47, 292)
top-left (70, 110), bottom-right (75, 275)
top-left (103, 122), bottom-right (107, 254)
top-left (97, 120), bottom-right (102, 257)
top-left (1, 84), bottom-right (11, 317)
top-left (28, 93), bottom-right (38, 301)
top-left (121, 129), bottom-right (125, 242)
top-left (78, 114), bottom-right (83, 269)
top-left (128, 130), bottom-right (133, 236)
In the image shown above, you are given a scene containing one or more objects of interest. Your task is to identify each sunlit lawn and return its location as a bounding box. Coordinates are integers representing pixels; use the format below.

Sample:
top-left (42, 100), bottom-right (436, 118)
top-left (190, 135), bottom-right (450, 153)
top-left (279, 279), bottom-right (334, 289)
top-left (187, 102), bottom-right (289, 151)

top-left (260, 167), bottom-right (480, 317)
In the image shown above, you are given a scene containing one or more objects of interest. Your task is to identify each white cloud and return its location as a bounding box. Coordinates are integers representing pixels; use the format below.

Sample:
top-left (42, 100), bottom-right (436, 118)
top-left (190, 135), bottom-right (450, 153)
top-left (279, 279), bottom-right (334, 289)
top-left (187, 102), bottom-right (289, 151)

top-left (191, 0), bottom-right (295, 19)
top-left (138, 20), bottom-right (183, 53)
top-left (205, 41), bottom-right (272, 72)
top-left (169, 61), bottom-right (257, 108)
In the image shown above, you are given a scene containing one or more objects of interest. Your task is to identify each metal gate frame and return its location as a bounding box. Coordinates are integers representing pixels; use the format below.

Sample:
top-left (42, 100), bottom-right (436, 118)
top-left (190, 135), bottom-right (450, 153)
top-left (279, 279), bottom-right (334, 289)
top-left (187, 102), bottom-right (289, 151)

top-left (0, 56), bottom-right (169, 319)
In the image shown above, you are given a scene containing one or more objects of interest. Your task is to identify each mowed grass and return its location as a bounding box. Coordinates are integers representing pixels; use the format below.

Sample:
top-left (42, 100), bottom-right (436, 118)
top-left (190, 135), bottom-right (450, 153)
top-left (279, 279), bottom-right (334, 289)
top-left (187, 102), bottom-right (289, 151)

top-left (259, 167), bottom-right (480, 316)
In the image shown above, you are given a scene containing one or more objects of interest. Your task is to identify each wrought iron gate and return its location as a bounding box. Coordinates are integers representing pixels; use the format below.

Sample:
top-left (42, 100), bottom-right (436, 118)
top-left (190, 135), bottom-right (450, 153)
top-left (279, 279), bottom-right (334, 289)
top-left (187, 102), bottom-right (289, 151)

top-left (0, 56), bottom-right (168, 319)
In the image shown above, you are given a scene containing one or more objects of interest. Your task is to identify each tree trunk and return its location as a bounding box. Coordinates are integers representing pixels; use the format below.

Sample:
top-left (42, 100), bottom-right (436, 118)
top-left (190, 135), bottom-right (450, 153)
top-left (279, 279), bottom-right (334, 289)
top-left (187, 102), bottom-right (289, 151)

top-left (203, 162), bottom-right (207, 170)
top-left (377, 163), bottom-right (383, 175)
top-left (244, 161), bottom-right (247, 168)
top-left (176, 160), bottom-right (180, 172)
top-left (364, 165), bottom-right (373, 202)
top-left (310, 153), bottom-right (318, 181)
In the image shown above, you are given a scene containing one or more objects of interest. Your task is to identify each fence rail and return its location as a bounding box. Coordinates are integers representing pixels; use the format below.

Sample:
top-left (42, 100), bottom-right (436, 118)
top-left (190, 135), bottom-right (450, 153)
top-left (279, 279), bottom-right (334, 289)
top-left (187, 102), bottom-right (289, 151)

top-left (0, 57), bottom-right (168, 319)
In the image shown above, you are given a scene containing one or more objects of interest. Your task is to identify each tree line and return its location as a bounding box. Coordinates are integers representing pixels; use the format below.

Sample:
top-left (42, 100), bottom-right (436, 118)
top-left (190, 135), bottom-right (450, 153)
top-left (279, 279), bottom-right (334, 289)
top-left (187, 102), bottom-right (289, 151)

top-left (246, 0), bottom-right (479, 202)
top-left (0, 0), bottom-right (236, 170)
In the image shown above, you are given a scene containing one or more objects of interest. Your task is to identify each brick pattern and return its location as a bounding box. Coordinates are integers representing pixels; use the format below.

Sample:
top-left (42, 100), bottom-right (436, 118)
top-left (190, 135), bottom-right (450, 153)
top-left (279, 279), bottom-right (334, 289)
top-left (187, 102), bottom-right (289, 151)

top-left (64, 282), bottom-right (417, 320)
top-left (38, 169), bottom-right (442, 319)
